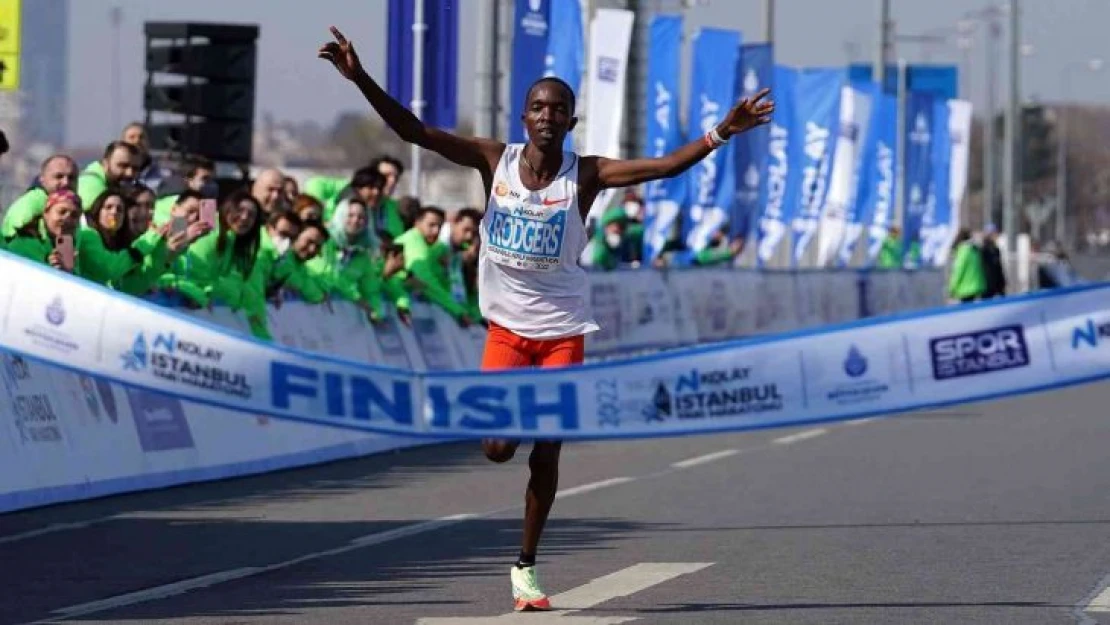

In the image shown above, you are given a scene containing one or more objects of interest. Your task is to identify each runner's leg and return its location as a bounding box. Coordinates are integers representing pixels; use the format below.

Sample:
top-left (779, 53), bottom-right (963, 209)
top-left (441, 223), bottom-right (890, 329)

top-left (519, 334), bottom-right (584, 560)
top-left (480, 323), bottom-right (533, 463)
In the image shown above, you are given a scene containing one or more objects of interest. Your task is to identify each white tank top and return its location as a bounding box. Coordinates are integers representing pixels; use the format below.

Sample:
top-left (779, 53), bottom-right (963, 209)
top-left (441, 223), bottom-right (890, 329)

top-left (478, 144), bottom-right (599, 340)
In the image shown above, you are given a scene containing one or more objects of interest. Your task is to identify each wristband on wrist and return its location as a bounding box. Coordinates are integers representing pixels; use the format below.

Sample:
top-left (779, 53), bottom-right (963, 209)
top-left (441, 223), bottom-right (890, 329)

top-left (709, 126), bottom-right (728, 146)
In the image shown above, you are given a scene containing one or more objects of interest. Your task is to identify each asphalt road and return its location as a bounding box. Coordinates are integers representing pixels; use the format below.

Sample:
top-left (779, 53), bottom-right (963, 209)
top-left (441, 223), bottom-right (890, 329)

top-left (2, 381), bottom-right (1110, 625)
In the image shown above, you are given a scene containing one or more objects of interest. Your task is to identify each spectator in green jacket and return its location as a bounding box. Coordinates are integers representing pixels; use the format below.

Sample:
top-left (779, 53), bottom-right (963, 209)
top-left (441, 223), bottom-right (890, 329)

top-left (876, 226), bottom-right (904, 269)
top-left (5, 190), bottom-right (172, 286)
top-left (371, 155), bottom-right (404, 198)
top-left (116, 184), bottom-right (177, 297)
top-left (313, 197), bottom-right (405, 323)
top-left (590, 206), bottom-right (632, 271)
top-left (434, 208), bottom-right (483, 321)
top-left (163, 190), bottom-right (265, 322)
top-left (303, 167), bottom-right (404, 236)
top-left (86, 188), bottom-right (131, 252)
top-left (251, 168), bottom-right (286, 216)
top-left (693, 224), bottom-right (744, 266)
top-left (77, 141), bottom-right (141, 210)
top-left (1, 154), bottom-right (79, 238)
top-left (269, 219), bottom-right (330, 305)
top-left (153, 155), bottom-right (216, 226)
top-left (282, 176), bottom-right (300, 204)
top-left (948, 228), bottom-right (986, 303)
top-left (397, 206), bottom-right (473, 327)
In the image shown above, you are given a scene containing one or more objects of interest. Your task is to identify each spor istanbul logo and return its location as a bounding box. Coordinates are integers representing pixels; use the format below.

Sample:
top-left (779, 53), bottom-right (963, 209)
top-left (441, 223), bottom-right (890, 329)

top-left (930, 325), bottom-right (1029, 380)
top-left (121, 331), bottom-right (252, 399)
top-left (825, 345), bottom-right (890, 405)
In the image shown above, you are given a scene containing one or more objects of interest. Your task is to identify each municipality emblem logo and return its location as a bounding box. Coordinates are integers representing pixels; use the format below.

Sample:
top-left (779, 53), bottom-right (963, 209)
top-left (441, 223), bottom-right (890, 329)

top-left (743, 68), bottom-right (759, 96)
top-left (744, 164), bottom-right (760, 189)
top-left (529, 0), bottom-right (542, 11)
top-left (844, 345), bottom-right (868, 378)
top-left (45, 297), bottom-right (65, 326)
top-left (121, 333), bottom-right (148, 372)
top-left (910, 113), bottom-right (931, 144)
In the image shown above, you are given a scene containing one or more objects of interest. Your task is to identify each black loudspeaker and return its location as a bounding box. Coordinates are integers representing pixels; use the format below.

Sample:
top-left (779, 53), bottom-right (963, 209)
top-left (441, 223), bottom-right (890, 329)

top-left (143, 22), bottom-right (259, 165)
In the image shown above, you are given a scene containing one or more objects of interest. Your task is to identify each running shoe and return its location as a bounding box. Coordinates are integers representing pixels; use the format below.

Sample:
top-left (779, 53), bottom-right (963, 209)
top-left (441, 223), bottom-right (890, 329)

top-left (511, 565), bottom-right (552, 611)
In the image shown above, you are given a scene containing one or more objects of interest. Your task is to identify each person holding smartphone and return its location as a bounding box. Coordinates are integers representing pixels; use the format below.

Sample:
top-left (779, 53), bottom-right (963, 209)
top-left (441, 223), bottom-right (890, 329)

top-left (3, 190), bottom-right (182, 285)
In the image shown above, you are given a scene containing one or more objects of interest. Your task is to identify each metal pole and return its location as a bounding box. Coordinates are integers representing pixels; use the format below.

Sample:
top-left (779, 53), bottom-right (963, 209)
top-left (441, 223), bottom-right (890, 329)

top-left (1056, 95), bottom-right (1067, 247)
top-left (1002, 0), bottom-right (1019, 251)
top-left (409, 0), bottom-right (426, 197)
top-left (490, 0), bottom-right (502, 138)
top-left (875, 0), bottom-right (891, 85)
top-left (110, 6), bottom-right (122, 135)
top-left (764, 0), bottom-right (774, 43)
top-left (894, 57), bottom-right (907, 229)
top-left (983, 18), bottom-right (998, 229)
top-left (473, 0), bottom-right (494, 139)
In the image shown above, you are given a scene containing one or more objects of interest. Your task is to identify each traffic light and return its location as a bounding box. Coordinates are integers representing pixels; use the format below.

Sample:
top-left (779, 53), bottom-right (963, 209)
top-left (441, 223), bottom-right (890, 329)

top-left (1020, 104), bottom-right (1056, 183)
top-left (143, 22), bottom-right (259, 164)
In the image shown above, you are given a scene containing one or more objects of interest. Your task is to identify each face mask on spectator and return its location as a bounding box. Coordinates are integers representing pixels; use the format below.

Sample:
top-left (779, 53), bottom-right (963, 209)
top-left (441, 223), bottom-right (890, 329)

top-left (606, 232), bottom-right (622, 249)
top-left (271, 233), bottom-right (291, 256)
top-left (623, 201), bottom-right (642, 220)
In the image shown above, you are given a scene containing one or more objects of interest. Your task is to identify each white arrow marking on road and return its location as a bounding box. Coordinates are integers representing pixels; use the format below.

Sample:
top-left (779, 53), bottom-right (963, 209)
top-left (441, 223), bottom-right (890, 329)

top-left (415, 562), bottom-right (713, 624)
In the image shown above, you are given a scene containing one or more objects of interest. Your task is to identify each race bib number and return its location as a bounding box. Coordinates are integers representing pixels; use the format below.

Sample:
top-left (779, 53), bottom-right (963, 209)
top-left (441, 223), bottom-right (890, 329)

top-left (485, 204), bottom-right (568, 272)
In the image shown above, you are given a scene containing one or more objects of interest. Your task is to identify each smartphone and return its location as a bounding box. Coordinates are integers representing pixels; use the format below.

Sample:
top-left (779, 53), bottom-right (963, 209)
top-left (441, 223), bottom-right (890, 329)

top-left (54, 235), bottom-right (75, 271)
top-left (170, 215), bottom-right (189, 237)
top-left (199, 199), bottom-right (218, 229)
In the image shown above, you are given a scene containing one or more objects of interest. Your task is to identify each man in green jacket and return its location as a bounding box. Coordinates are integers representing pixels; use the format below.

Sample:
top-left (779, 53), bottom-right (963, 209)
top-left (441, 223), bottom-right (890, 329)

top-left (876, 226), bottom-right (904, 269)
top-left (431, 208), bottom-right (483, 321)
top-left (153, 155), bottom-right (217, 226)
top-left (948, 229), bottom-right (986, 303)
top-left (304, 166), bottom-right (404, 235)
top-left (77, 141), bottom-right (142, 210)
top-left (397, 206), bottom-right (473, 327)
top-left (1, 154), bottom-right (79, 237)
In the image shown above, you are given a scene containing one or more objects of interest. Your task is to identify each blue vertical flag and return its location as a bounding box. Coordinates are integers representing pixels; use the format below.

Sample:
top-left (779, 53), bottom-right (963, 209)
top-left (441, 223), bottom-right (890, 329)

top-left (902, 91), bottom-right (935, 266)
top-left (757, 65), bottom-right (799, 265)
top-left (731, 43), bottom-right (774, 240)
top-left (861, 91), bottom-right (899, 262)
top-left (790, 68), bottom-right (844, 265)
top-left (545, 0), bottom-right (583, 150)
top-left (387, 0), bottom-right (459, 128)
top-left (509, 0), bottom-right (552, 143)
top-left (921, 98), bottom-right (952, 266)
top-left (641, 14), bottom-right (686, 263)
top-left (684, 28), bottom-right (741, 252)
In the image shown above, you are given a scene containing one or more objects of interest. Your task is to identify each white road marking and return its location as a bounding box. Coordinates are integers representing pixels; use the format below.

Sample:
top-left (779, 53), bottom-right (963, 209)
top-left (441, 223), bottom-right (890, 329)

top-left (415, 562), bottom-right (713, 624)
top-left (1071, 573), bottom-right (1110, 625)
top-left (24, 476), bottom-right (651, 624)
top-left (846, 417), bottom-right (878, 426)
top-left (556, 477), bottom-right (634, 500)
top-left (0, 519), bottom-right (109, 546)
top-left (671, 449), bottom-right (739, 469)
top-left (773, 428), bottom-right (828, 445)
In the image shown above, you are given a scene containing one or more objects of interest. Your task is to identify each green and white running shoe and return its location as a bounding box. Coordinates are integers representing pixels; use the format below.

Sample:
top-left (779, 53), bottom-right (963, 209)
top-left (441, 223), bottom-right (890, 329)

top-left (511, 565), bottom-right (552, 611)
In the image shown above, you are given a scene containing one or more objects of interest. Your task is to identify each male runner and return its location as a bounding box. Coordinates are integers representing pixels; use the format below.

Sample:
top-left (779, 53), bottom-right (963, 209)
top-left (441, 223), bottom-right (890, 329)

top-left (319, 26), bottom-right (773, 611)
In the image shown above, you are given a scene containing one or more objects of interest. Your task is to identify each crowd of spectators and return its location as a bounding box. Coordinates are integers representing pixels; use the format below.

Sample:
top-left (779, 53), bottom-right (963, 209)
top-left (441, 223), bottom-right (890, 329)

top-left (0, 123), bottom-right (494, 340)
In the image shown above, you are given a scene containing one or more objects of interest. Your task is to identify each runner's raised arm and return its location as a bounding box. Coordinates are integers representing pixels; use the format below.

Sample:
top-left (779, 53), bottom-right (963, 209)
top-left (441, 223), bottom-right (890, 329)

top-left (318, 27), bottom-right (503, 182)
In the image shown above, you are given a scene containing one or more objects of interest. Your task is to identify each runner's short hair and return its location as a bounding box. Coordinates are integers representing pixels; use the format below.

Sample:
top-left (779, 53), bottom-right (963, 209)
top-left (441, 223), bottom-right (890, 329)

top-left (526, 76), bottom-right (576, 114)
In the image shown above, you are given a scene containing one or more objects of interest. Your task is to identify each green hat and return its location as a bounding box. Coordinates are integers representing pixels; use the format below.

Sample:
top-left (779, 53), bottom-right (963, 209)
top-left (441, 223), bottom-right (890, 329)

top-left (601, 206), bottom-right (627, 227)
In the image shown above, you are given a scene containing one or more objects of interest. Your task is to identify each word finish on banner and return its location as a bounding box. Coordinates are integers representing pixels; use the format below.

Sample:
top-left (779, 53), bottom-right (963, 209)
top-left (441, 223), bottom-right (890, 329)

top-left (0, 253), bottom-right (1107, 442)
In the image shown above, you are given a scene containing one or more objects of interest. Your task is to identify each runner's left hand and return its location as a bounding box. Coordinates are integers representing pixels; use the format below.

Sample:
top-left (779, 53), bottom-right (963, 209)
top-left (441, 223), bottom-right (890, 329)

top-left (717, 88), bottom-right (774, 138)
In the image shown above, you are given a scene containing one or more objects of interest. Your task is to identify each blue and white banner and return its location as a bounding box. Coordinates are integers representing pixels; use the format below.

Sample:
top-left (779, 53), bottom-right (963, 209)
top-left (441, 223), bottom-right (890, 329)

top-left (642, 14), bottom-right (686, 263)
top-left (790, 68), bottom-right (844, 265)
top-left (757, 65), bottom-right (799, 265)
top-left (919, 98), bottom-right (952, 266)
top-left (862, 91), bottom-right (899, 262)
top-left (902, 92), bottom-right (935, 266)
top-left (818, 85), bottom-right (873, 267)
top-left (0, 252), bottom-right (1106, 443)
top-left (545, 0), bottom-right (584, 151)
top-left (684, 28), bottom-right (741, 252)
top-left (731, 43), bottom-right (774, 240)
top-left (584, 8), bottom-right (636, 220)
top-left (937, 100), bottom-right (973, 266)
top-left (836, 82), bottom-right (878, 266)
top-left (509, 0), bottom-right (551, 143)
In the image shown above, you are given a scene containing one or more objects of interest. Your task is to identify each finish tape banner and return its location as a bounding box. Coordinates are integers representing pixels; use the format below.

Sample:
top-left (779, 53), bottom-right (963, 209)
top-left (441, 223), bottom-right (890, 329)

top-left (1, 252), bottom-right (1108, 442)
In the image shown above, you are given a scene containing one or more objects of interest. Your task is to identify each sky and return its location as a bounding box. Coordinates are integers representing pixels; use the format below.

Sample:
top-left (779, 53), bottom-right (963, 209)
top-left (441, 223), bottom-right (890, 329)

top-left (65, 0), bottom-right (1110, 147)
